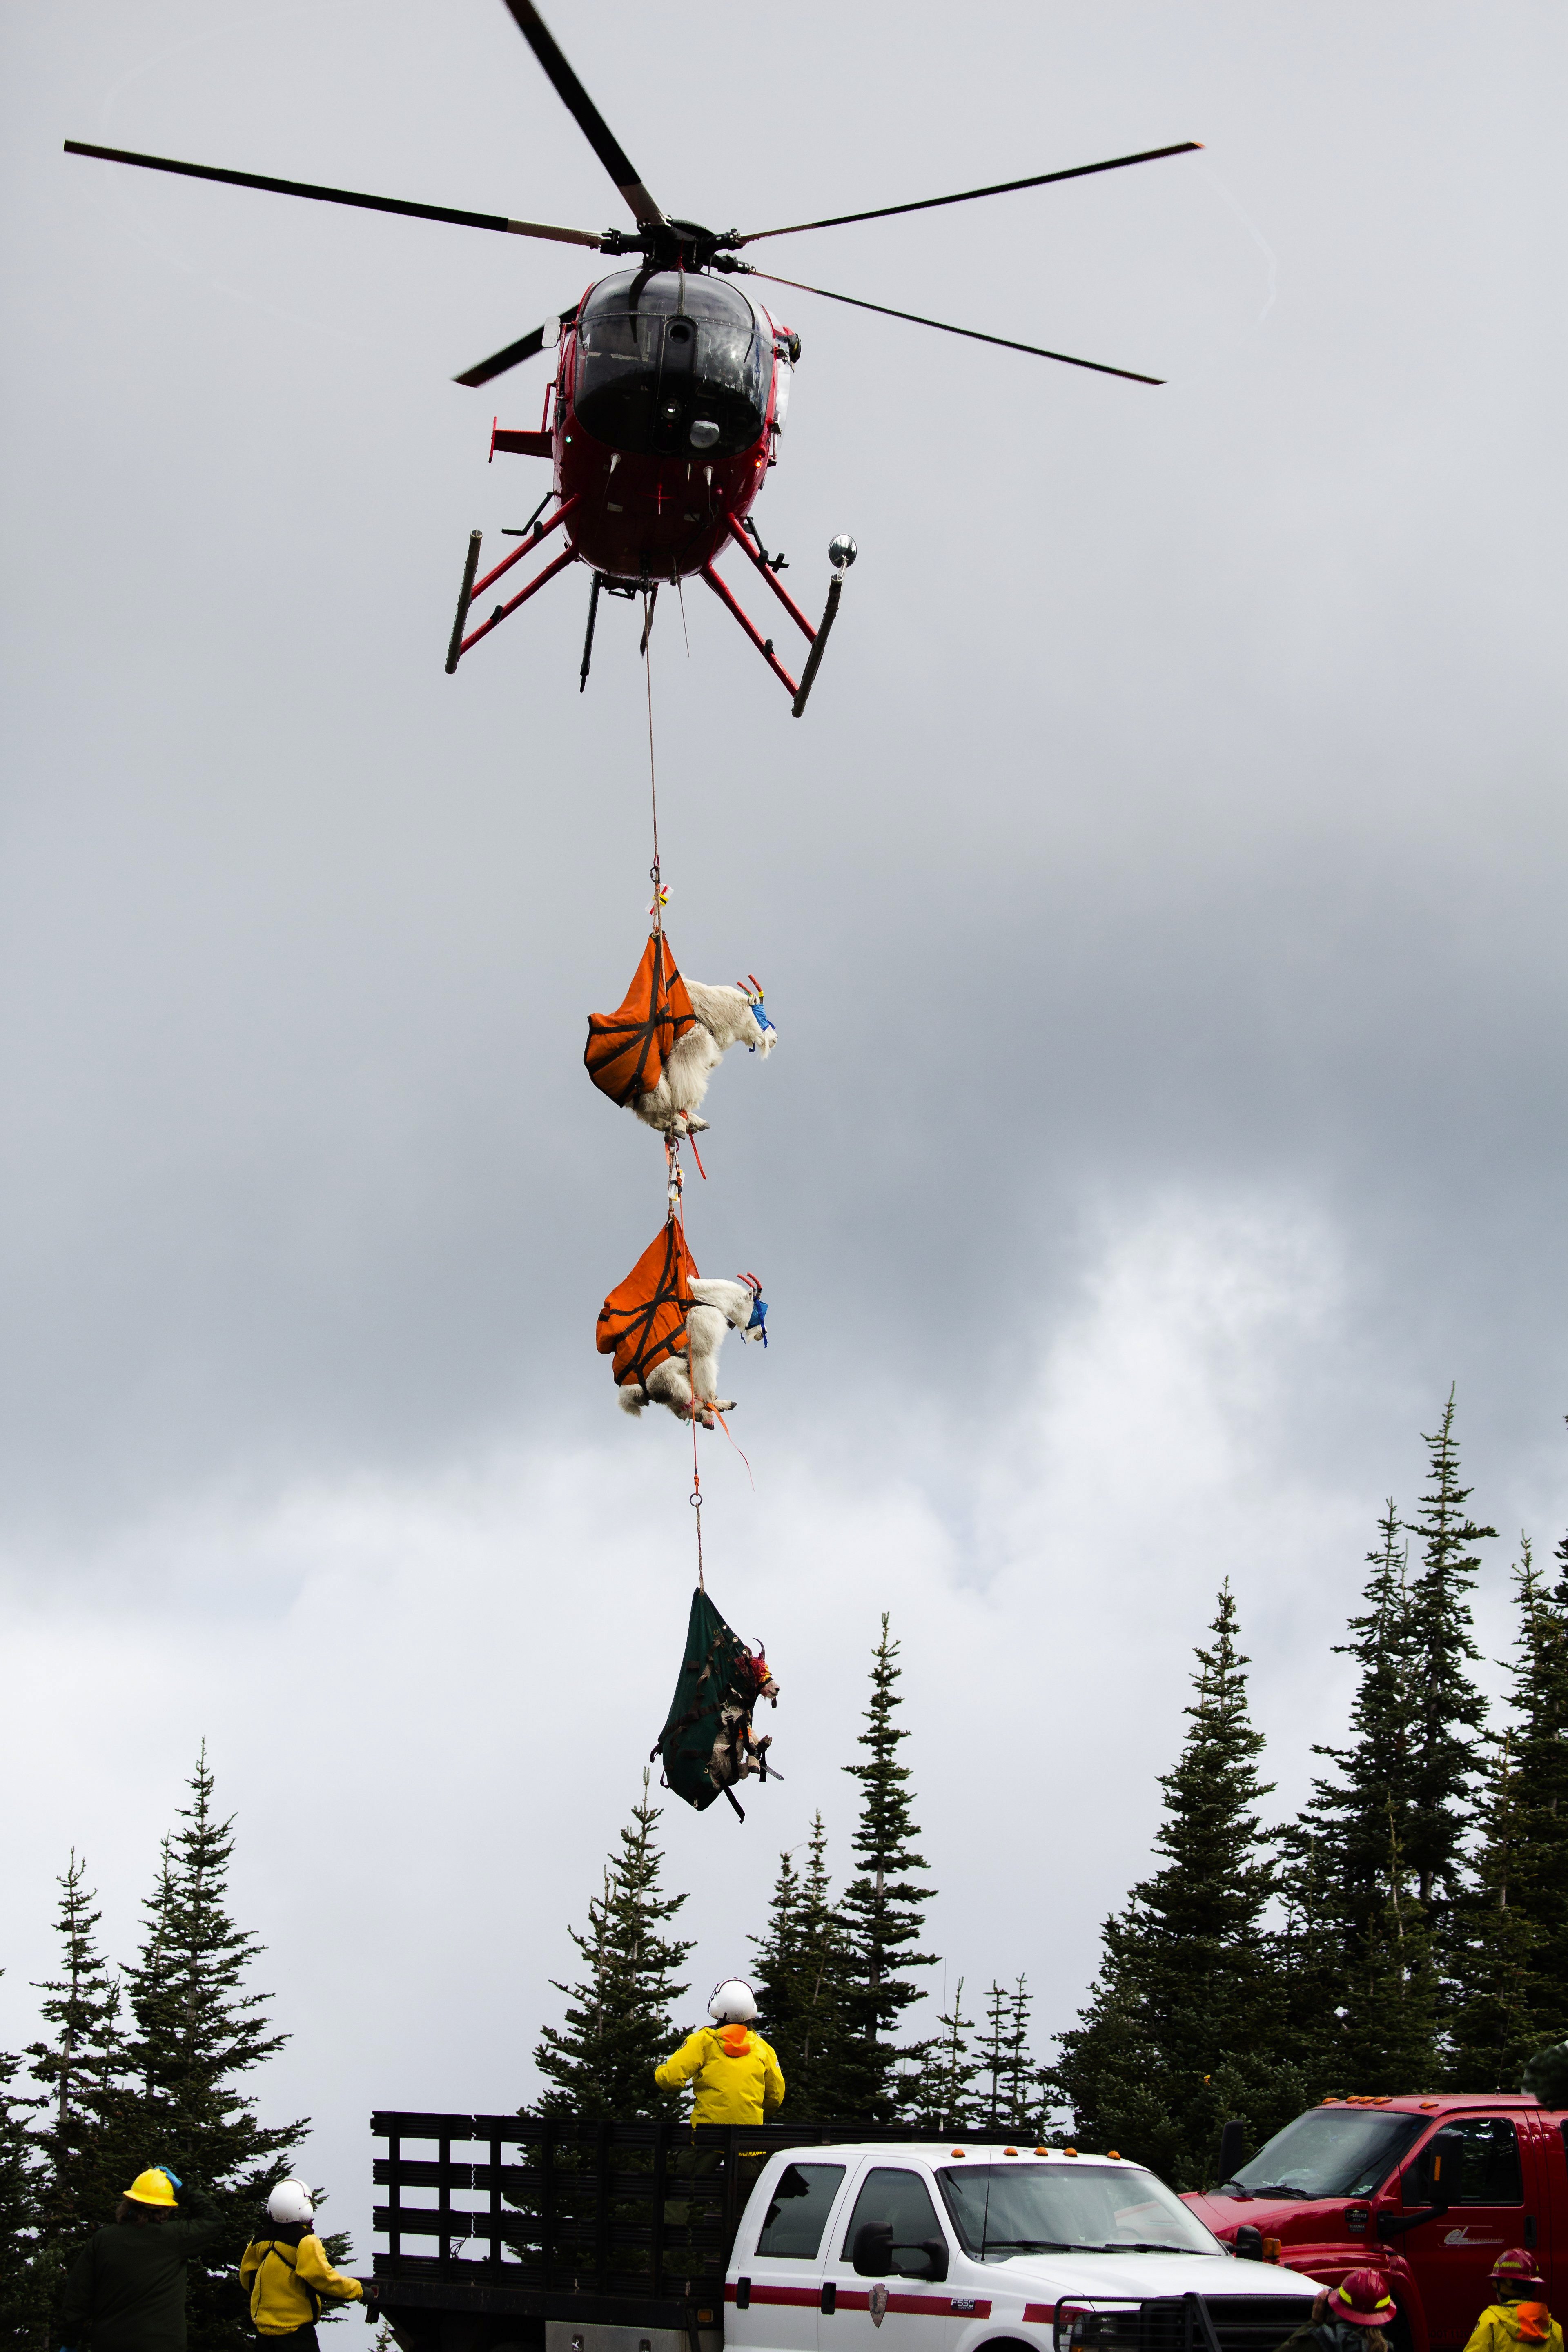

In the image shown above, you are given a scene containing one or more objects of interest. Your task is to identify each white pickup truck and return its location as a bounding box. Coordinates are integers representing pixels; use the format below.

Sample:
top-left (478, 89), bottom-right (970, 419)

top-left (723, 2143), bottom-right (1322, 2352)
top-left (368, 2111), bottom-right (1324, 2352)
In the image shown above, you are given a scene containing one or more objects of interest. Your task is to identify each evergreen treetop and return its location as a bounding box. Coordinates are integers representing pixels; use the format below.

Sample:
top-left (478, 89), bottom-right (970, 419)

top-left (1046, 1585), bottom-right (1307, 2185)
top-left (973, 1982), bottom-right (1035, 2134)
top-left (1281, 1503), bottom-right (1441, 2089)
top-left (751, 1814), bottom-right (852, 2119)
top-left (533, 1773), bottom-right (693, 2119)
top-left (118, 1748), bottom-right (304, 2352)
top-left (1451, 1533), bottom-right (1568, 2087)
top-left (0, 1985), bottom-right (51, 2352)
top-left (838, 1616), bottom-right (938, 2122)
top-left (25, 1852), bottom-right (131, 2248)
top-left (1402, 1391), bottom-right (1494, 1926)
top-left (906, 1979), bottom-right (978, 2137)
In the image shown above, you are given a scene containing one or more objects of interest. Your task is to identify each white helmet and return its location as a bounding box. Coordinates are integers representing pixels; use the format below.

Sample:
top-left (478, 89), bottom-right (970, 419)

top-left (267, 2179), bottom-right (315, 2225)
top-left (709, 1978), bottom-right (758, 2024)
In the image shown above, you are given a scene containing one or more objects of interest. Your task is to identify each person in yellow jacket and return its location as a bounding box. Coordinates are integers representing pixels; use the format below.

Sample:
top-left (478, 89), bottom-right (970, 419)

top-left (240, 2179), bottom-right (374, 2351)
top-left (655, 1979), bottom-right (785, 2125)
top-left (1464, 2251), bottom-right (1565, 2352)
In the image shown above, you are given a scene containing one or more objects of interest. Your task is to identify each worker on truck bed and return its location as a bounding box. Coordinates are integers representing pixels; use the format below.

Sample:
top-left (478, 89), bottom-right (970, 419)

top-left (1464, 2249), bottom-right (1564, 2352)
top-left (655, 1978), bottom-right (785, 2124)
top-left (241, 2178), bottom-right (374, 2351)
top-left (1279, 2272), bottom-right (1397, 2352)
top-left (60, 2164), bottom-right (226, 2352)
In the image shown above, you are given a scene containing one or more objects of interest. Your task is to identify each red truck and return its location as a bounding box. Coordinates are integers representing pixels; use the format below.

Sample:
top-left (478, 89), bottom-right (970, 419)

top-left (1184, 2095), bottom-right (1568, 2352)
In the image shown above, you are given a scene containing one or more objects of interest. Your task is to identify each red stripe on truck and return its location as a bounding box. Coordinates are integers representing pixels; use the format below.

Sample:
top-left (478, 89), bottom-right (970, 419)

top-left (835, 2291), bottom-right (991, 2317)
top-left (726, 2281), bottom-right (992, 2319)
top-left (1023, 2305), bottom-right (1056, 2323)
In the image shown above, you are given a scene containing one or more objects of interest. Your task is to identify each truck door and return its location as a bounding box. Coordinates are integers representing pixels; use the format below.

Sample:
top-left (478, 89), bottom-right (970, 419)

top-left (729, 2160), bottom-right (849, 2352)
top-left (1414, 2115), bottom-right (1530, 2350)
top-left (820, 2165), bottom-right (959, 2352)
top-left (1537, 2116), bottom-right (1568, 2312)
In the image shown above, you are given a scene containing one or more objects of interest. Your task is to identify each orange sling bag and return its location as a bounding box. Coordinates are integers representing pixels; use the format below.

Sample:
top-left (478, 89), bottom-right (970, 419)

top-left (597, 1220), bottom-right (700, 1392)
top-left (584, 933), bottom-right (696, 1108)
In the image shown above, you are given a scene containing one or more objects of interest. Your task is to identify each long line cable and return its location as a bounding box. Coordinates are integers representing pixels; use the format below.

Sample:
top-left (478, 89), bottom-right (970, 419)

top-left (646, 617), bottom-right (703, 1589)
top-left (644, 601), bottom-right (662, 920)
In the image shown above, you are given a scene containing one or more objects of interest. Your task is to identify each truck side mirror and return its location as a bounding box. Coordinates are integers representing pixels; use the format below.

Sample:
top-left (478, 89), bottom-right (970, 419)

top-left (918, 2238), bottom-right (949, 2284)
top-left (1218, 2120), bottom-right (1248, 2185)
top-left (853, 2224), bottom-right (893, 2278)
top-left (1234, 2226), bottom-right (1264, 2262)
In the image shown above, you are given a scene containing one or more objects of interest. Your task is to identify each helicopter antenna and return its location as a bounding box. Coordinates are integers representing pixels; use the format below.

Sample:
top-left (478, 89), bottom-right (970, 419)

top-left (499, 0), bottom-right (667, 228)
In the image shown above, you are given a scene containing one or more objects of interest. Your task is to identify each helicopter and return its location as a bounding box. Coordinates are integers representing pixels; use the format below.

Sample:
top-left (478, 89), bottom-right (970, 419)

top-left (65, 0), bottom-right (1199, 714)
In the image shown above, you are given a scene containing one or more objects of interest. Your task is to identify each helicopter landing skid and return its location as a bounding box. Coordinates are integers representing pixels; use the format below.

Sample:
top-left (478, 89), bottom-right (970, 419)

top-left (444, 493), bottom-right (582, 673)
top-left (702, 514), bottom-right (847, 717)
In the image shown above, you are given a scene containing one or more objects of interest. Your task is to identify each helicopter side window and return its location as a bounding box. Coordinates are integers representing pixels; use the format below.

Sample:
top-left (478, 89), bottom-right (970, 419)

top-left (575, 271), bottom-right (768, 459)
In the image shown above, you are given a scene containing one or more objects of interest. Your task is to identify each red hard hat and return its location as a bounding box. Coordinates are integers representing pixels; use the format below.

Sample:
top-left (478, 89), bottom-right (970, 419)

top-left (1492, 2251), bottom-right (1547, 2287)
top-left (1330, 2272), bottom-right (1399, 2328)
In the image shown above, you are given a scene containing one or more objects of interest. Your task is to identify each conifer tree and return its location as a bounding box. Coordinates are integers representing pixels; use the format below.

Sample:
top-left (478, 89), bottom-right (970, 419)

top-left (1518, 1512), bottom-right (1568, 2033)
top-left (976, 1984), bottom-right (1036, 2132)
top-left (1451, 1532), bottom-right (1568, 2085)
top-left (1402, 1392), bottom-right (1494, 1982)
top-left (118, 1750), bottom-right (305, 2352)
top-left (1279, 1504), bottom-right (1441, 2088)
top-left (838, 1617), bottom-right (938, 2122)
top-left (533, 1773), bottom-right (693, 2118)
top-left (1003, 1978), bottom-right (1035, 2136)
top-left (0, 1992), bottom-right (51, 2352)
top-left (25, 1853), bottom-right (135, 2250)
top-left (906, 1980), bottom-right (978, 2137)
top-left (751, 1815), bottom-right (851, 2118)
top-left (1045, 1585), bottom-right (1307, 2186)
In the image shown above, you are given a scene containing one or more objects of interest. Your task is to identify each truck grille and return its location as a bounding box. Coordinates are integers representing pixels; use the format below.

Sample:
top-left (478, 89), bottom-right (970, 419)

top-left (1067, 2295), bottom-right (1314, 2352)
top-left (1143, 2295), bottom-right (1316, 2352)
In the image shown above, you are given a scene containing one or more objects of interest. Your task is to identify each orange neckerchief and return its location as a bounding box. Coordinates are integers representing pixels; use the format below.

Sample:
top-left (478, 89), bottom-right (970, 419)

top-left (717, 2025), bottom-right (753, 2057)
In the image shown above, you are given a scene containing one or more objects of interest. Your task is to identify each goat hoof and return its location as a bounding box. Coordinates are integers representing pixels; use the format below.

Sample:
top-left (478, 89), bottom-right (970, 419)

top-left (686, 1115), bottom-right (710, 1132)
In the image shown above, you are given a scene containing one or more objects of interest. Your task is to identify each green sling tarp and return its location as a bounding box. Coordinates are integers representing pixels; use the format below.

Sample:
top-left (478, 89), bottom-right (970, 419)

top-left (653, 1588), bottom-right (774, 1817)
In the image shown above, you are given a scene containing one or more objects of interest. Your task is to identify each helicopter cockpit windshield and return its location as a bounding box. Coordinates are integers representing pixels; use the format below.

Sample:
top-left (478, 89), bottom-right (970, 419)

top-left (574, 271), bottom-right (769, 460)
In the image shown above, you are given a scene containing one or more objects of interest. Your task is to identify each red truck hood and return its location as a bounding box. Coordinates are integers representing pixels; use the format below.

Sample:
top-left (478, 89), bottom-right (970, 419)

top-left (1187, 2192), bottom-right (1320, 2235)
top-left (1184, 2190), bottom-right (1363, 2281)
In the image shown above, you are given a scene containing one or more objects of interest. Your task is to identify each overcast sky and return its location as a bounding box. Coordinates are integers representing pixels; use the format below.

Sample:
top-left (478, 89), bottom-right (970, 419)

top-left (2, 0), bottom-right (1565, 2268)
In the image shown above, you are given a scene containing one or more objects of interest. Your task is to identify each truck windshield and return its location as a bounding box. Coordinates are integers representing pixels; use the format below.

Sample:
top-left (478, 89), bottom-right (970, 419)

top-left (938, 2167), bottom-right (1219, 2261)
top-left (1230, 2111), bottom-right (1428, 2199)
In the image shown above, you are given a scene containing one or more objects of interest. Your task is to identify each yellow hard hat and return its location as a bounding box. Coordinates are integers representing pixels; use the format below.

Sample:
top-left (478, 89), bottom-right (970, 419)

top-left (125, 2168), bottom-right (179, 2208)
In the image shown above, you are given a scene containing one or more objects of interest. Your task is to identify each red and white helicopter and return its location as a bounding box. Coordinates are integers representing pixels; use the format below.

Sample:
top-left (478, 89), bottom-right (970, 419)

top-left (67, 0), bottom-right (1198, 712)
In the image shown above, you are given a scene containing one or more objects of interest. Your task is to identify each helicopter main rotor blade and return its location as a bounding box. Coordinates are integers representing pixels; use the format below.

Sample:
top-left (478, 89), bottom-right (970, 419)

top-left (735, 141), bottom-right (1202, 244)
top-left (498, 0), bottom-right (665, 228)
top-left (746, 270), bottom-right (1163, 384)
top-left (63, 140), bottom-right (604, 247)
top-left (454, 311), bottom-right (576, 388)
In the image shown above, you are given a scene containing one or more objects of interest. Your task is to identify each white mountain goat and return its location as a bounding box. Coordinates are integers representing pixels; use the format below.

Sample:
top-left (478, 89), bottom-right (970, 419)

top-left (618, 1275), bottom-right (768, 1428)
top-left (635, 978), bottom-right (776, 1136)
